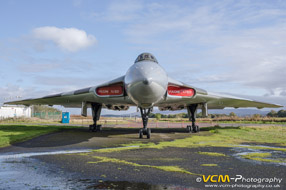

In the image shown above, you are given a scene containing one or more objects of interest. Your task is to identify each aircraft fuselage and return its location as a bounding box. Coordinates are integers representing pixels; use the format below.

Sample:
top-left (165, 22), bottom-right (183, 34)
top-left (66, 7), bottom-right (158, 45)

top-left (125, 60), bottom-right (168, 108)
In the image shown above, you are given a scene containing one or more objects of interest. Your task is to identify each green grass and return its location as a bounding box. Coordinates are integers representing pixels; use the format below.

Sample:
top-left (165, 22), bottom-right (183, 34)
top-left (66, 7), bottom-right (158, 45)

top-left (201, 164), bottom-right (218, 167)
top-left (197, 151), bottom-right (227, 157)
top-left (214, 121), bottom-right (286, 124)
top-left (243, 152), bottom-right (271, 158)
top-left (210, 126), bottom-right (286, 146)
top-left (88, 156), bottom-right (202, 176)
top-left (92, 146), bottom-right (140, 153)
top-left (128, 157), bottom-right (184, 162)
top-left (0, 120), bottom-right (61, 124)
top-left (0, 124), bottom-right (81, 148)
top-left (121, 126), bottom-right (286, 150)
top-left (156, 118), bottom-right (286, 124)
top-left (241, 152), bottom-right (286, 163)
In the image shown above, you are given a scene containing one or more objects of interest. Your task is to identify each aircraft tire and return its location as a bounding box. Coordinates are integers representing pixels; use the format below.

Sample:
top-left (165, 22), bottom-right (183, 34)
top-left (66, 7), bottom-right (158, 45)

top-left (97, 125), bottom-right (102, 131)
top-left (187, 125), bottom-right (191, 133)
top-left (196, 125), bottom-right (200, 132)
top-left (90, 125), bottom-right (97, 132)
top-left (147, 128), bottom-right (151, 139)
top-left (191, 125), bottom-right (194, 133)
top-left (139, 129), bottom-right (143, 138)
top-left (192, 125), bottom-right (197, 133)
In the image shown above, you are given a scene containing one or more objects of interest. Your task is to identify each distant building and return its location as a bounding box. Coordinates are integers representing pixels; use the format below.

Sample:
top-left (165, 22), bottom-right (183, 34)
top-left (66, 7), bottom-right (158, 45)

top-left (0, 105), bottom-right (32, 119)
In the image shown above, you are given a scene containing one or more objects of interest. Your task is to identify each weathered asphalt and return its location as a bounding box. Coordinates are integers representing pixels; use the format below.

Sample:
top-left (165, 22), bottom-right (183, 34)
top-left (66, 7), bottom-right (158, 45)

top-left (0, 126), bottom-right (285, 190)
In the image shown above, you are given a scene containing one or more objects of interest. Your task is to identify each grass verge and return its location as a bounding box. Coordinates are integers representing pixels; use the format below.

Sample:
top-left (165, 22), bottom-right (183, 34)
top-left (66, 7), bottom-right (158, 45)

top-left (0, 124), bottom-right (81, 148)
top-left (130, 126), bottom-right (286, 149)
top-left (197, 151), bottom-right (227, 157)
top-left (88, 156), bottom-right (202, 176)
top-left (241, 152), bottom-right (286, 163)
top-left (201, 164), bottom-right (218, 167)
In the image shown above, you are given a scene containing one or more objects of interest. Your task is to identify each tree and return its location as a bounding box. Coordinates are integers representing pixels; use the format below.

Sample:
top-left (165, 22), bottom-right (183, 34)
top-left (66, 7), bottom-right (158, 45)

top-left (155, 113), bottom-right (161, 120)
top-left (267, 110), bottom-right (277, 117)
top-left (149, 113), bottom-right (155, 118)
top-left (33, 105), bottom-right (61, 113)
top-left (161, 114), bottom-right (167, 118)
top-left (252, 114), bottom-right (261, 119)
top-left (196, 112), bottom-right (203, 118)
top-left (277, 110), bottom-right (286, 117)
top-left (32, 105), bottom-right (62, 119)
top-left (229, 112), bottom-right (236, 117)
top-left (182, 113), bottom-right (188, 118)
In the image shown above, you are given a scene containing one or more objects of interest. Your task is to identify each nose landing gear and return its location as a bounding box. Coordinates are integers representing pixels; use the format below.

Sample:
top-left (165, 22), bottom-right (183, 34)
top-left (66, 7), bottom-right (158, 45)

top-left (139, 107), bottom-right (152, 139)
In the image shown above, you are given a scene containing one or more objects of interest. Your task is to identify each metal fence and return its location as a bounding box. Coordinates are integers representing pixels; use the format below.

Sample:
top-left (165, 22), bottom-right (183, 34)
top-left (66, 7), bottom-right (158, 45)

top-left (32, 112), bottom-right (61, 120)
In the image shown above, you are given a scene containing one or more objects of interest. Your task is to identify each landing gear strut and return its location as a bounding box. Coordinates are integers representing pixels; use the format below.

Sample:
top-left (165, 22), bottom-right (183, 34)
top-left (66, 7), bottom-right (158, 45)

top-left (187, 104), bottom-right (200, 133)
top-left (89, 103), bottom-right (102, 132)
top-left (139, 108), bottom-right (152, 139)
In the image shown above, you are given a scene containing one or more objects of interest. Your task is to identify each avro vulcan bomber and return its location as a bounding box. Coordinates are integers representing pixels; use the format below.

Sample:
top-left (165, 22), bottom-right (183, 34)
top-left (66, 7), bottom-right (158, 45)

top-left (6, 53), bottom-right (282, 139)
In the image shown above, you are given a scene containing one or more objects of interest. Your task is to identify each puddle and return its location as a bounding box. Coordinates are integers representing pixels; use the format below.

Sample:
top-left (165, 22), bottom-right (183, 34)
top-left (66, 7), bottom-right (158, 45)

top-left (0, 149), bottom-right (93, 190)
top-left (0, 149), bottom-right (92, 160)
top-left (237, 144), bottom-right (285, 149)
top-left (232, 144), bottom-right (286, 166)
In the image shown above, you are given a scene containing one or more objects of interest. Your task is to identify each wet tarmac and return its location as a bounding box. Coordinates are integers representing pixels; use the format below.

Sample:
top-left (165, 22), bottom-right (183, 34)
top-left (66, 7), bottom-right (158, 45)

top-left (0, 126), bottom-right (285, 189)
top-left (0, 150), bottom-right (92, 190)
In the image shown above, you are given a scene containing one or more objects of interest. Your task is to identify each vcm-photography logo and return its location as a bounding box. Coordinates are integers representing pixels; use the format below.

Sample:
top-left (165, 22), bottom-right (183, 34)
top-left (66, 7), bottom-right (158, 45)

top-left (196, 175), bottom-right (283, 184)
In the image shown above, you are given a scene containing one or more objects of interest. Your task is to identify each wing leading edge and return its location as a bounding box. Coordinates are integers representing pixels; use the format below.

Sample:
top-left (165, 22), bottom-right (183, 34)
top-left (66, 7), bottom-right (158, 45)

top-left (4, 75), bottom-right (135, 110)
top-left (196, 92), bottom-right (283, 109)
top-left (158, 77), bottom-right (283, 111)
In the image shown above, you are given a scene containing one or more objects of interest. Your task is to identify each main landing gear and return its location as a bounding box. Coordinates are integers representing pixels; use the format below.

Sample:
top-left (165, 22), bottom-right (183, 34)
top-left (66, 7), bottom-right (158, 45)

top-left (89, 103), bottom-right (102, 132)
top-left (187, 104), bottom-right (200, 133)
top-left (139, 107), bottom-right (152, 139)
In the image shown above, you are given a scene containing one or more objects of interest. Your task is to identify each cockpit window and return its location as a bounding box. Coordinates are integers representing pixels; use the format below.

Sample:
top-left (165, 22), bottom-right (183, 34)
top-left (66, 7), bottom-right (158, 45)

top-left (135, 53), bottom-right (158, 64)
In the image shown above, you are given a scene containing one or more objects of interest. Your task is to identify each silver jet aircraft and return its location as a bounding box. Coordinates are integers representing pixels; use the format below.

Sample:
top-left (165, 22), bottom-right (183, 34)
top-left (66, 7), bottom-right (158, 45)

top-left (5, 53), bottom-right (282, 138)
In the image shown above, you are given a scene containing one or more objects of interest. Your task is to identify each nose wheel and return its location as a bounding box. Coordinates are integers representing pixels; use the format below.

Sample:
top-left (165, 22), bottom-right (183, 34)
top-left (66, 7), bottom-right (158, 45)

top-left (139, 108), bottom-right (152, 139)
top-left (139, 128), bottom-right (151, 139)
top-left (187, 125), bottom-right (199, 133)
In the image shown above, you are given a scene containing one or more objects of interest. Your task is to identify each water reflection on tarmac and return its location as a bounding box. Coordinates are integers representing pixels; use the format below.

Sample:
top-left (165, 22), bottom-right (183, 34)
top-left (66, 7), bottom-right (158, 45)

top-left (0, 150), bottom-right (92, 190)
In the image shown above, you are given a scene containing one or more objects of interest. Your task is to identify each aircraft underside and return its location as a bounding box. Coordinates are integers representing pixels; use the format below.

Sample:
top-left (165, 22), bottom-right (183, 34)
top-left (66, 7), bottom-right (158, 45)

top-left (88, 103), bottom-right (201, 139)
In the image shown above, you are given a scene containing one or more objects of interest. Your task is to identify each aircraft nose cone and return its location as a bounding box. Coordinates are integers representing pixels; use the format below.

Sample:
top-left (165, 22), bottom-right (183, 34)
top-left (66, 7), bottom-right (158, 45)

top-left (142, 78), bottom-right (152, 85)
top-left (124, 61), bottom-right (168, 108)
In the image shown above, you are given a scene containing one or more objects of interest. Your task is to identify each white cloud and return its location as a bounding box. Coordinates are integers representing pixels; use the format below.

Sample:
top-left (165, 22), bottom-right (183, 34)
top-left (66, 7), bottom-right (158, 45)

top-left (207, 26), bottom-right (286, 94)
top-left (33, 26), bottom-right (96, 52)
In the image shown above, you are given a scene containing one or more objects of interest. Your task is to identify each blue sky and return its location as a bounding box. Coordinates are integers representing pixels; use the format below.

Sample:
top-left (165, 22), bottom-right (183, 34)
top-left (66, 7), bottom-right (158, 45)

top-left (0, 0), bottom-right (285, 114)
